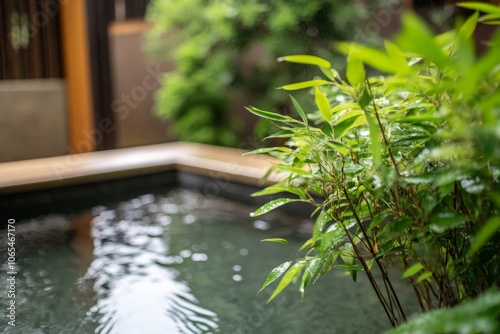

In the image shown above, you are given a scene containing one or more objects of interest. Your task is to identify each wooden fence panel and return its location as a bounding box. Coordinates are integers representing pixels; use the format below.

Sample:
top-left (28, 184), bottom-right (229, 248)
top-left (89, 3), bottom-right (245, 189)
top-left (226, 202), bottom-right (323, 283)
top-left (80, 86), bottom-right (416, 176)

top-left (0, 0), bottom-right (62, 80)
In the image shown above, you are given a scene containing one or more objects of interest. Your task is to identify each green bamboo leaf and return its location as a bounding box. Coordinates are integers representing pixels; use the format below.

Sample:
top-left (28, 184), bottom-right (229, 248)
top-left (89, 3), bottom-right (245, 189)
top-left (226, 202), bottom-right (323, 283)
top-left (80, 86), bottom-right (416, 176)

top-left (267, 261), bottom-right (305, 302)
top-left (246, 106), bottom-right (295, 123)
top-left (417, 271), bottom-right (433, 283)
top-left (390, 134), bottom-right (430, 147)
top-left (402, 263), bottom-right (424, 278)
top-left (335, 41), bottom-right (351, 54)
top-left (395, 13), bottom-right (448, 68)
top-left (396, 115), bottom-right (444, 123)
top-left (334, 109), bottom-right (364, 125)
top-left (313, 210), bottom-right (331, 240)
top-left (331, 103), bottom-right (361, 116)
top-left (384, 40), bottom-right (410, 72)
top-left (280, 80), bottom-right (330, 91)
top-left (334, 115), bottom-right (366, 139)
top-left (298, 238), bottom-right (315, 252)
top-left (306, 253), bottom-right (332, 282)
top-left (243, 147), bottom-right (292, 156)
top-left (346, 49), bottom-right (365, 86)
top-left (478, 14), bottom-right (500, 22)
top-left (405, 173), bottom-right (439, 184)
top-left (290, 95), bottom-right (308, 125)
top-left (319, 251), bottom-right (338, 277)
top-left (458, 11), bottom-right (479, 40)
top-left (299, 267), bottom-right (312, 297)
top-left (482, 19), bottom-right (500, 24)
top-left (340, 243), bottom-right (355, 265)
top-left (258, 261), bottom-right (292, 293)
top-left (468, 216), bottom-right (500, 256)
top-left (251, 185), bottom-right (307, 199)
top-left (319, 66), bottom-right (340, 81)
top-left (250, 198), bottom-right (304, 217)
top-left (430, 211), bottom-right (467, 233)
top-left (320, 224), bottom-right (345, 252)
top-left (334, 264), bottom-right (364, 271)
top-left (326, 140), bottom-right (350, 155)
top-left (277, 55), bottom-right (331, 68)
top-left (340, 243), bottom-right (357, 281)
top-left (386, 290), bottom-right (500, 334)
top-left (358, 87), bottom-right (373, 109)
top-left (381, 216), bottom-right (413, 237)
top-left (364, 111), bottom-right (381, 167)
top-left (273, 164), bottom-right (310, 175)
top-left (264, 129), bottom-right (295, 139)
top-left (343, 164), bottom-right (364, 177)
top-left (435, 30), bottom-right (457, 49)
top-left (358, 47), bottom-right (396, 73)
top-left (261, 238), bottom-right (290, 246)
top-left (314, 87), bottom-right (332, 123)
top-left (458, 2), bottom-right (500, 15)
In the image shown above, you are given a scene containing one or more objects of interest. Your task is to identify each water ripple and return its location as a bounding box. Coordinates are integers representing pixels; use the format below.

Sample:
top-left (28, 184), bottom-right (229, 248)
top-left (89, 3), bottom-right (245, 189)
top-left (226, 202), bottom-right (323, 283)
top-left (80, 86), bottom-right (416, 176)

top-left (83, 196), bottom-right (220, 334)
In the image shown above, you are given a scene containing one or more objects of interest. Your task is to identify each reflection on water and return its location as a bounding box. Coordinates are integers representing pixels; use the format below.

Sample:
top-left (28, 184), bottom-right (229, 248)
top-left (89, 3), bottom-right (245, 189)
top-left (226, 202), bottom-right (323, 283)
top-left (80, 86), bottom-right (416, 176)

top-left (85, 196), bottom-right (219, 334)
top-left (70, 213), bottom-right (95, 276)
top-left (0, 189), bottom-right (419, 334)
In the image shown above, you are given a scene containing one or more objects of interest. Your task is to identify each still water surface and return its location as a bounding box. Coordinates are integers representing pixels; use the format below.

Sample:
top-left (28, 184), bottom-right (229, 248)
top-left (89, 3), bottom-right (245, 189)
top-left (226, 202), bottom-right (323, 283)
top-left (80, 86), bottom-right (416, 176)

top-left (1, 188), bottom-right (417, 333)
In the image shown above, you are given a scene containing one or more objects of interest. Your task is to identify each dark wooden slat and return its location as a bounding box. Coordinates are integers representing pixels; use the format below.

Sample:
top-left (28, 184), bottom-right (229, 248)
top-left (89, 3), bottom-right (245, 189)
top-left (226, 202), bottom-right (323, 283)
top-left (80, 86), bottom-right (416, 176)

top-left (9, 0), bottom-right (21, 79)
top-left (85, 0), bottom-right (116, 150)
top-left (28, 0), bottom-right (43, 78)
top-left (45, 0), bottom-right (62, 78)
top-left (0, 2), bottom-right (8, 79)
top-left (39, 0), bottom-right (51, 78)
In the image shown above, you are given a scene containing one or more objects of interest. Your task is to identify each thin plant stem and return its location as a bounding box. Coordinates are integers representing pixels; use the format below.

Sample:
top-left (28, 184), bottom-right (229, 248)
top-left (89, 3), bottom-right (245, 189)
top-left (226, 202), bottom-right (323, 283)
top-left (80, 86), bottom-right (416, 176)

top-left (342, 187), bottom-right (407, 324)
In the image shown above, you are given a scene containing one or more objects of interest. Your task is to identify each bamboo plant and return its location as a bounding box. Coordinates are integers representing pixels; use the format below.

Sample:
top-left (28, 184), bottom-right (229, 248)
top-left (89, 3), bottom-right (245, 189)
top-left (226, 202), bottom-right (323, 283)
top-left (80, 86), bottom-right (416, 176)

top-left (247, 4), bottom-right (500, 331)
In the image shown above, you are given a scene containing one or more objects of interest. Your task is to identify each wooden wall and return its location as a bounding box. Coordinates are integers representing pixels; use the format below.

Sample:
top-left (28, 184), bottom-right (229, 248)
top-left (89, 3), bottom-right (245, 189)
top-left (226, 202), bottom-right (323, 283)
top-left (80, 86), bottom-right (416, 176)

top-left (0, 0), bottom-right (62, 80)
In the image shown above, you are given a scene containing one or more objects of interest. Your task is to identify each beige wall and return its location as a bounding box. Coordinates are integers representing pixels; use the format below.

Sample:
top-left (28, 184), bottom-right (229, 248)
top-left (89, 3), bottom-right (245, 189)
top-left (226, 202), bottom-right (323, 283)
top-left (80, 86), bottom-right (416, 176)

top-left (0, 79), bottom-right (68, 162)
top-left (108, 20), bottom-right (174, 148)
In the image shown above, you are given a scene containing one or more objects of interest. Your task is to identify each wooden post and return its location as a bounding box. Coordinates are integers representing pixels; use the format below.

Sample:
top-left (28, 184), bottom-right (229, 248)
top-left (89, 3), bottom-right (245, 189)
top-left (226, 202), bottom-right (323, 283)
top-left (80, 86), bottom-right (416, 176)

top-left (59, 0), bottom-right (95, 153)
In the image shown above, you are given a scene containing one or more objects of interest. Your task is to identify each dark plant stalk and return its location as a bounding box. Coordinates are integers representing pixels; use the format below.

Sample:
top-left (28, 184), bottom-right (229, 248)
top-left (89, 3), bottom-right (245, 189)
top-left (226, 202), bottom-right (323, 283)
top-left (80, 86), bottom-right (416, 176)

top-left (342, 187), bottom-right (407, 325)
top-left (341, 223), bottom-right (399, 326)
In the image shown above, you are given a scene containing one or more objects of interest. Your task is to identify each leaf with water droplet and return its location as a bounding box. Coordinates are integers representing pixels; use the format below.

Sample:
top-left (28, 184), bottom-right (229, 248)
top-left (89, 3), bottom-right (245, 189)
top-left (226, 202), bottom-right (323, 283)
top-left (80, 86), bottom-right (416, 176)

top-left (267, 261), bottom-right (306, 302)
top-left (258, 261), bottom-right (292, 294)
top-left (251, 198), bottom-right (305, 217)
top-left (299, 266), bottom-right (312, 298)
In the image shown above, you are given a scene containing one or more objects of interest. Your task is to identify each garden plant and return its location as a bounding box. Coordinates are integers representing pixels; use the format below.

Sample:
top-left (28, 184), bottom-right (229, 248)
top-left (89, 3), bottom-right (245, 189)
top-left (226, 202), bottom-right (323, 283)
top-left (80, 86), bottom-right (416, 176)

top-left (146, 0), bottom-right (391, 146)
top-left (247, 3), bottom-right (500, 332)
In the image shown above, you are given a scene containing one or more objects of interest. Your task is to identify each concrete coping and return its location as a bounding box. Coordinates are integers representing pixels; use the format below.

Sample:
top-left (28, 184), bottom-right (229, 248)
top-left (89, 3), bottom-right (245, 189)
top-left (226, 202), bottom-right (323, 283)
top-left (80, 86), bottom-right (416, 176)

top-left (0, 79), bottom-right (65, 92)
top-left (0, 142), bottom-right (282, 195)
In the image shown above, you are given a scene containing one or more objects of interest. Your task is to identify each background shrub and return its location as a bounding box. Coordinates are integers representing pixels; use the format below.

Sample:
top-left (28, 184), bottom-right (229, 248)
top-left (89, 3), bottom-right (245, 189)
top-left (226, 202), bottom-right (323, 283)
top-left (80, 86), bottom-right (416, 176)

top-left (146, 0), bottom-right (391, 146)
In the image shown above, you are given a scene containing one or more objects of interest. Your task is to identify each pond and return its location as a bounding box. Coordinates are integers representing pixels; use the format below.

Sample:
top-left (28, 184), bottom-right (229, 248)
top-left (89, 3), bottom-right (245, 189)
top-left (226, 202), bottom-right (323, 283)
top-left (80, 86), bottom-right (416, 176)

top-left (1, 187), bottom-right (418, 334)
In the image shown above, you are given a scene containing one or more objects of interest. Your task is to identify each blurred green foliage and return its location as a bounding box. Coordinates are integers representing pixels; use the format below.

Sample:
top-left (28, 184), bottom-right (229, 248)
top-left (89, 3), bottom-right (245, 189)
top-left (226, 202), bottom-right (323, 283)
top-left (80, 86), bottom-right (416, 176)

top-left (146, 0), bottom-right (389, 146)
top-left (386, 289), bottom-right (500, 334)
